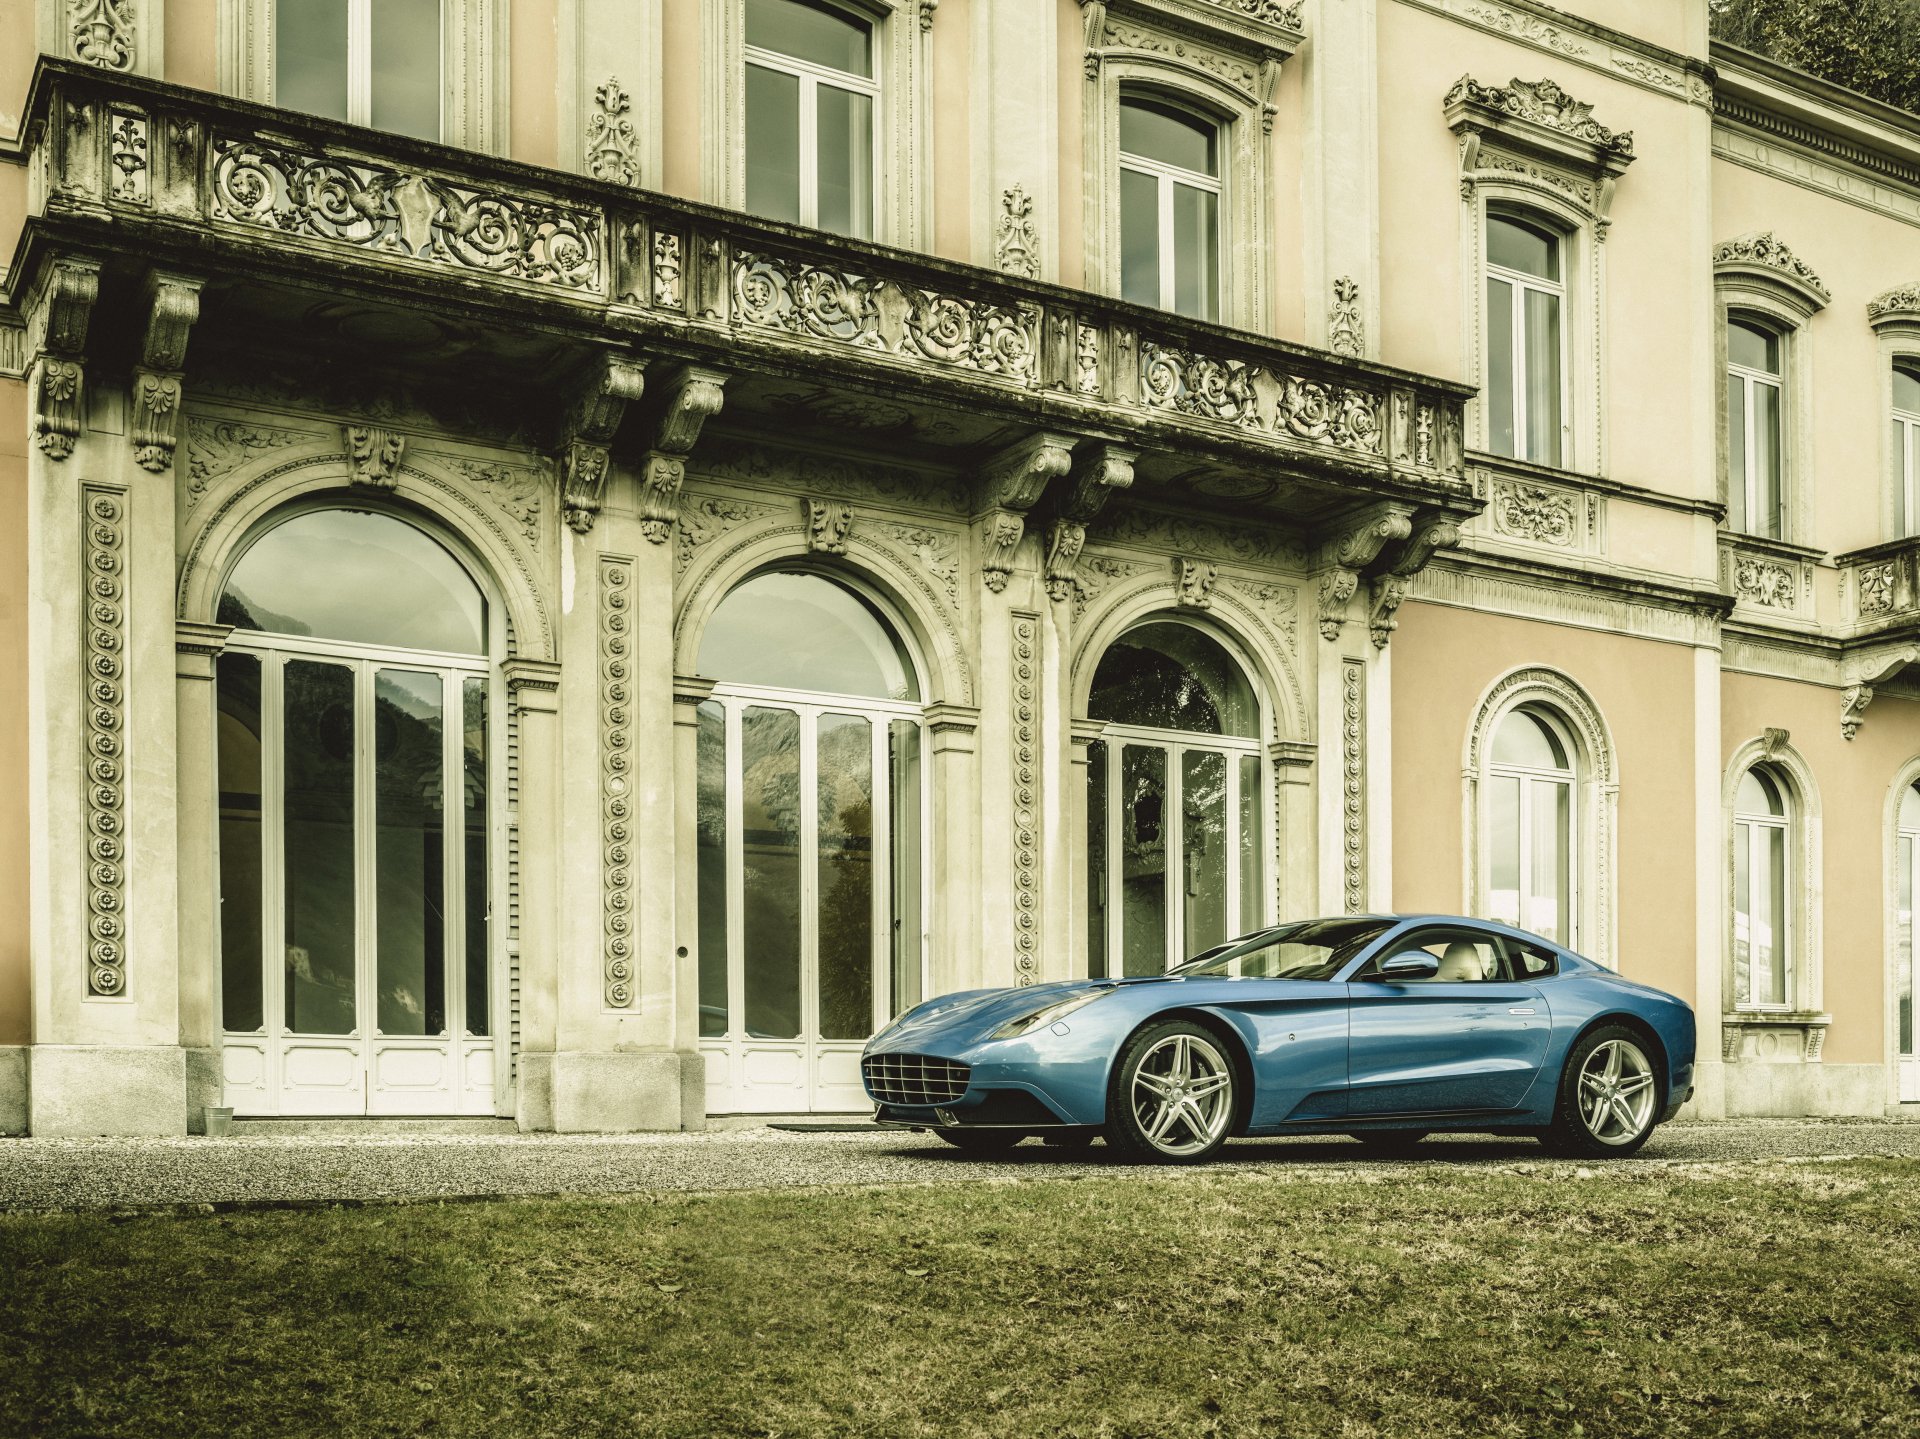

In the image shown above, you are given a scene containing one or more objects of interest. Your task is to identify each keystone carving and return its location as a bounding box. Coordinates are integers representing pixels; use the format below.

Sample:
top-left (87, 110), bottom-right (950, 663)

top-left (1176, 557), bottom-right (1219, 609)
top-left (28, 257), bottom-right (100, 460)
top-left (559, 355), bottom-right (648, 534)
top-left (638, 366), bottom-right (726, 543)
top-left (344, 425), bottom-right (405, 489)
top-left (1043, 444), bottom-right (1135, 604)
top-left (805, 498), bottom-right (854, 554)
top-left (974, 432), bottom-right (1075, 594)
top-left (131, 273), bottom-right (202, 473)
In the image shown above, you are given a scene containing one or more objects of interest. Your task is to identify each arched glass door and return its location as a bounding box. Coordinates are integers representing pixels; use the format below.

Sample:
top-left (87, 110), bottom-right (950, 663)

top-left (1898, 785), bottom-right (1919, 1102)
top-left (214, 509), bottom-right (498, 1115)
top-left (1486, 707), bottom-right (1576, 946)
top-left (694, 571), bottom-right (927, 1112)
top-left (1086, 622), bottom-right (1265, 976)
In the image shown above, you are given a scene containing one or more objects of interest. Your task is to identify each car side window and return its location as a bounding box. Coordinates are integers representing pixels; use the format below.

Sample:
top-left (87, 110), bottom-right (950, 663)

top-left (1513, 942), bottom-right (1558, 978)
top-left (1367, 932), bottom-right (1511, 982)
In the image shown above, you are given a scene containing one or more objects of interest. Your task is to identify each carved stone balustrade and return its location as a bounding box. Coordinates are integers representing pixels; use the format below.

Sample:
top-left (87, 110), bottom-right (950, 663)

top-left (1839, 536), bottom-right (1920, 638)
top-left (9, 59), bottom-right (1477, 535)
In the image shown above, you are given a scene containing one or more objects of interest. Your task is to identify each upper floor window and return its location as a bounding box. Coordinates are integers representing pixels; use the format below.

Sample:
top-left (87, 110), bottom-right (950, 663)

top-left (745, 0), bottom-right (877, 238)
top-left (1732, 767), bottom-right (1790, 1010)
top-left (276, 0), bottom-right (443, 142)
top-left (1118, 96), bottom-right (1221, 322)
top-left (1727, 315), bottom-right (1785, 539)
top-left (1894, 361), bottom-right (1920, 536)
top-left (1485, 212), bottom-right (1565, 468)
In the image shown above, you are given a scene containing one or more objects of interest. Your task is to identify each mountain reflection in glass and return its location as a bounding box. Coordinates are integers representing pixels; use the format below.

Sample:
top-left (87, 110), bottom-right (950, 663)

top-left (283, 660), bottom-right (357, 1034)
top-left (375, 669), bottom-right (446, 1037)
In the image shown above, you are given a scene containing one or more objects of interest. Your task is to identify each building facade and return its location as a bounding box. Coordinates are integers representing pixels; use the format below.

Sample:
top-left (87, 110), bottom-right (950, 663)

top-left (1, 0), bottom-right (1916, 1134)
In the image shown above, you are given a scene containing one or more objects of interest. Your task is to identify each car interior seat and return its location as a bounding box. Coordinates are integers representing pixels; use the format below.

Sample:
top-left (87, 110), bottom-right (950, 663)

top-left (1434, 941), bottom-right (1484, 982)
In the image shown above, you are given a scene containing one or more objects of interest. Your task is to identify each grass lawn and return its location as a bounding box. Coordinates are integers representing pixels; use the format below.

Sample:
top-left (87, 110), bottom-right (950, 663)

top-left (3, 1158), bottom-right (1918, 1438)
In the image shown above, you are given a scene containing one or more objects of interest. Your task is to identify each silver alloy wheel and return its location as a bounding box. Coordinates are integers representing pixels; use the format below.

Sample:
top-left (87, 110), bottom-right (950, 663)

top-left (1576, 1037), bottom-right (1657, 1146)
top-left (1129, 1032), bottom-right (1234, 1157)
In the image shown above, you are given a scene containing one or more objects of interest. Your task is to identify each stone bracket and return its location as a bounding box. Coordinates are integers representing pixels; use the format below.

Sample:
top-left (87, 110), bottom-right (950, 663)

top-left (28, 257), bottom-right (102, 460)
top-left (130, 272), bottom-right (203, 474)
top-left (1313, 501), bottom-right (1414, 641)
top-left (639, 366), bottom-right (727, 543)
top-left (974, 431), bottom-right (1076, 594)
top-left (1840, 643), bottom-right (1920, 740)
top-left (1365, 511), bottom-right (1464, 649)
top-left (560, 354), bottom-right (648, 534)
top-left (1043, 444), bottom-right (1134, 605)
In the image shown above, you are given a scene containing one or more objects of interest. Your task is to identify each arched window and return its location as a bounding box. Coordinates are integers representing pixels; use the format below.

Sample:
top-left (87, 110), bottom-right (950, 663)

top-left (1119, 96), bottom-right (1221, 321)
top-left (1893, 362), bottom-right (1920, 537)
top-left (1733, 767), bottom-right (1791, 1011)
top-left (694, 570), bottom-right (925, 1113)
top-left (1727, 314), bottom-right (1786, 539)
top-left (1485, 210), bottom-right (1566, 467)
top-left (1086, 622), bottom-right (1264, 977)
top-left (214, 507), bottom-right (496, 1117)
top-left (1896, 783), bottom-right (1920, 1101)
top-left (1486, 706), bottom-right (1575, 945)
top-left (744, 0), bottom-right (877, 237)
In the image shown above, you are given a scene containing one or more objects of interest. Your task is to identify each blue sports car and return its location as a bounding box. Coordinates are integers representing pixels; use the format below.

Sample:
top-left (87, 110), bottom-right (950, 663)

top-left (862, 915), bottom-right (1695, 1163)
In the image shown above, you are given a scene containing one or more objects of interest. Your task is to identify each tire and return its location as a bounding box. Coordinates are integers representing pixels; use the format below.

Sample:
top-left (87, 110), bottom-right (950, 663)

top-left (935, 1129), bottom-right (1027, 1154)
top-left (1103, 1020), bottom-right (1238, 1164)
top-left (1541, 1024), bottom-right (1663, 1158)
top-left (1347, 1130), bottom-right (1430, 1153)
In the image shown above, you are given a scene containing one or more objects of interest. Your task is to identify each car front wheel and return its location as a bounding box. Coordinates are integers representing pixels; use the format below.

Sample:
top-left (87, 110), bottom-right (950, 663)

top-left (1104, 1021), bottom-right (1237, 1164)
top-left (1544, 1025), bottom-right (1662, 1158)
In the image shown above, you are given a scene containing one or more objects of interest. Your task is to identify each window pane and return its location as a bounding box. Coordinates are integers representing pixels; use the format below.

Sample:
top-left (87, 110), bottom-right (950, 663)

top-left (1733, 820), bottom-right (1752, 1008)
top-left (1172, 182), bottom-right (1219, 323)
top-left (815, 84), bottom-right (873, 238)
top-left (1121, 746), bottom-right (1168, 977)
top-left (1088, 740), bottom-right (1108, 980)
top-left (1903, 783), bottom-right (1920, 832)
top-left (1895, 418), bottom-right (1909, 538)
top-left (1727, 318), bottom-right (1778, 374)
top-left (697, 701), bottom-right (729, 1038)
top-left (1487, 276), bottom-right (1516, 458)
top-left (1727, 373), bottom-right (1748, 533)
top-left (1238, 753), bottom-right (1262, 933)
top-left (1765, 824), bottom-right (1788, 1006)
top-left (699, 572), bottom-right (918, 701)
top-left (747, 0), bottom-right (871, 76)
top-left (741, 707), bottom-right (802, 1039)
top-left (1754, 380), bottom-right (1783, 539)
top-left (1120, 98), bottom-right (1216, 175)
top-left (461, 677), bottom-right (488, 1036)
top-left (1120, 166), bottom-right (1160, 310)
top-left (1896, 364), bottom-right (1920, 416)
top-left (276, 0), bottom-right (349, 123)
top-left (1089, 623), bottom-right (1258, 737)
top-left (283, 660), bottom-right (357, 1035)
top-left (375, 669), bottom-right (446, 1038)
top-left (1181, 750), bottom-right (1228, 958)
top-left (1492, 709), bottom-right (1566, 771)
top-left (1899, 833), bottom-right (1913, 1059)
top-left (888, 720), bottom-right (922, 1016)
top-left (217, 653), bottom-right (265, 1033)
top-left (745, 63), bottom-right (803, 225)
top-left (1737, 767), bottom-right (1783, 818)
top-left (1487, 214), bottom-right (1558, 280)
top-left (1525, 287), bottom-right (1562, 467)
top-left (1528, 778), bottom-right (1570, 945)
top-left (816, 714), bottom-right (874, 1040)
top-left (1489, 775), bottom-right (1520, 928)
top-left (220, 510), bottom-right (486, 656)
top-left (370, 0), bottom-right (441, 142)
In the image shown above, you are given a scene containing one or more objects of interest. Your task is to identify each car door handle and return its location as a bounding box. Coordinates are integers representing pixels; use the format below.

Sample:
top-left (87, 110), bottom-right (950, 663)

top-left (1508, 1007), bottom-right (1536, 1015)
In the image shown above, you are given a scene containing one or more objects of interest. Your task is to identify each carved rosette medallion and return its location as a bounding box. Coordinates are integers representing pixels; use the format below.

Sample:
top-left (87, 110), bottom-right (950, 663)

top-left (1341, 658), bottom-right (1365, 913)
top-left (1011, 613), bottom-right (1041, 985)
top-left (83, 485), bottom-right (130, 997)
top-left (601, 557), bottom-right (636, 1008)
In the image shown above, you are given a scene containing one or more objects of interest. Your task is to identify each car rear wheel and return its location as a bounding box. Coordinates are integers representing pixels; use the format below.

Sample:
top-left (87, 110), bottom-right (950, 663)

top-left (1104, 1021), bottom-right (1237, 1164)
top-left (935, 1129), bottom-right (1027, 1154)
top-left (1543, 1025), bottom-right (1662, 1158)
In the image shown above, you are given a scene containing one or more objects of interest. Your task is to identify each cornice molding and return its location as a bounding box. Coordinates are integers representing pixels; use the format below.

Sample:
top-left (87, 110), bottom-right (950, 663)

top-left (1398, 0), bottom-right (1710, 107)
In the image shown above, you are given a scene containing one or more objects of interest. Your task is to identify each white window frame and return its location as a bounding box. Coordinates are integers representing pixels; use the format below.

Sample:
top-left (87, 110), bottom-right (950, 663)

top-left (1893, 362), bottom-right (1920, 538)
top-left (1726, 315), bottom-right (1787, 541)
top-left (1484, 214), bottom-right (1570, 470)
top-left (1889, 772), bottom-right (1920, 1104)
top-left (744, 6), bottom-right (883, 236)
top-left (1117, 98), bottom-right (1223, 320)
top-left (1731, 771), bottom-right (1791, 1012)
top-left (1719, 736), bottom-right (1823, 1029)
top-left (219, 0), bottom-right (507, 153)
top-left (1484, 707), bottom-right (1578, 950)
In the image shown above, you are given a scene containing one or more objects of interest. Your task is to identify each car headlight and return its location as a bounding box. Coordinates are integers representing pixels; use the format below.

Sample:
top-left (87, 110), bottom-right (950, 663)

top-left (988, 990), bottom-right (1113, 1041)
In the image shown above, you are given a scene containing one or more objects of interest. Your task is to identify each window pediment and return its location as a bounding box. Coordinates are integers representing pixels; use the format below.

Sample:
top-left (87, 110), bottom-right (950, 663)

top-left (1713, 232), bottom-right (1829, 319)
top-left (1092, 0), bottom-right (1304, 65)
top-left (1446, 76), bottom-right (1633, 225)
top-left (1869, 283), bottom-right (1920, 335)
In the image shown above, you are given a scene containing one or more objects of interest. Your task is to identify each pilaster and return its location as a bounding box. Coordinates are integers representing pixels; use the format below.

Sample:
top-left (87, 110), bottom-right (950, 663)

top-left (972, 0), bottom-right (1059, 278)
top-left (173, 620), bottom-right (232, 1129)
top-left (1301, 0), bottom-right (1380, 353)
top-left (504, 657), bottom-right (561, 1130)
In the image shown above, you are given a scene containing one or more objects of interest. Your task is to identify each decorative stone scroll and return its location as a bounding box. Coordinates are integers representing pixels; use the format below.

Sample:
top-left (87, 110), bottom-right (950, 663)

top-left (584, 78), bottom-right (641, 188)
top-left (131, 274), bottom-right (202, 473)
top-left (1444, 76), bottom-right (1634, 159)
top-left (1176, 558), bottom-right (1219, 609)
top-left (344, 425), bottom-right (405, 489)
top-left (1314, 503), bottom-right (1414, 640)
top-left (71, 0), bottom-right (136, 71)
top-left (1043, 445), bottom-right (1134, 605)
top-left (639, 367), bottom-right (726, 544)
top-left (83, 484), bottom-right (131, 997)
top-left (1367, 514), bottom-right (1461, 648)
top-left (1328, 277), bottom-right (1364, 358)
top-left (1868, 284), bottom-right (1920, 330)
top-left (600, 556), bottom-right (636, 1007)
top-left (560, 356), bottom-right (647, 534)
top-left (109, 110), bottom-right (148, 203)
top-left (995, 184), bottom-right (1040, 279)
top-left (1140, 345), bottom-right (1384, 456)
top-left (1712, 232), bottom-right (1829, 314)
top-left (974, 432), bottom-right (1075, 594)
top-left (209, 137), bottom-right (605, 294)
top-left (29, 258), bottom-right (100, 461)
top-left (804, 498), bottom-right (853, 554)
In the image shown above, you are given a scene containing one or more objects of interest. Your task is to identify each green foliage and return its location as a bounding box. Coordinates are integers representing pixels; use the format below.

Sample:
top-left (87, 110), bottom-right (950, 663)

top-left (1712, 0), bottom-right (1920, 114)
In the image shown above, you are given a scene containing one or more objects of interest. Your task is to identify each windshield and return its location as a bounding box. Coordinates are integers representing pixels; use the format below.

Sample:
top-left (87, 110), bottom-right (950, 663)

top-left (1168, 919), bottom-right (1395, 981)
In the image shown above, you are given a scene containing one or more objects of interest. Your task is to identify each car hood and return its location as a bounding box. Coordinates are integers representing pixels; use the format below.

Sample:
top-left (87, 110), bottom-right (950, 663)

top-left (870, 975), bottom-right (1194, 1049)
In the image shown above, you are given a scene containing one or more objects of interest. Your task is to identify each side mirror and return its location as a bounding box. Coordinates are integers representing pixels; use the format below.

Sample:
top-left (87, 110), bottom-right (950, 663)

top-left (1377, 951), bottom-right (1439, 981)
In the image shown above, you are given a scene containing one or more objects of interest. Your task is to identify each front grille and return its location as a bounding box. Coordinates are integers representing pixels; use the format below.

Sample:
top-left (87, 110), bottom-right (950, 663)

top-left (862, 1052), bottom-right (971, 1106)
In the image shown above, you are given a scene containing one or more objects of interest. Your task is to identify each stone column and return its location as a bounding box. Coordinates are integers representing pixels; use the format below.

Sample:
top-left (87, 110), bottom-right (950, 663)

top-left (1067, 719), bottom-right (1108, 978)
top-left (504, 657), bottom-right (562, 1131)
top-left (1270, 740), bottom-right (1317, 923)
top-left (925, 704), bottom-right (982, 996)
top-left (671, 674), bottom-right (717, 1104)
top-left (174, 621), bottom-right (232, 1132)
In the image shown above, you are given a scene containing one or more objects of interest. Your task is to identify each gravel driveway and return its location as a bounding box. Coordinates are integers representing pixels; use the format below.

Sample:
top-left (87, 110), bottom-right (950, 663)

top-left (2, 1118), bottom-right (1916, 1212)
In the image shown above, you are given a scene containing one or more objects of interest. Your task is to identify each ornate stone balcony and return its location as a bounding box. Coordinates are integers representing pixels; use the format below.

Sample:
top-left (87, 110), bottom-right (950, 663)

top-left (8, 59), bottom-right (1476, 550)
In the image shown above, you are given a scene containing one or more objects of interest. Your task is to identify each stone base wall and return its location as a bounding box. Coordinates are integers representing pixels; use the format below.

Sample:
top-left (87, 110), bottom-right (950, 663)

top-left (0, 1046), bottom-right (25, 1135)
top-left (1682, 1059), bottom-right (1889, 1120)
top-left (27, 1045), bottom-right (188, 1137)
